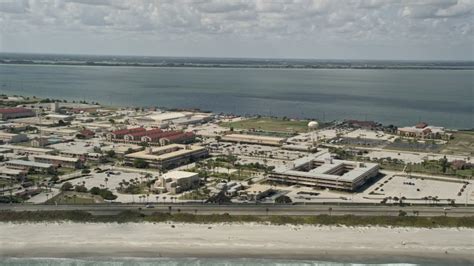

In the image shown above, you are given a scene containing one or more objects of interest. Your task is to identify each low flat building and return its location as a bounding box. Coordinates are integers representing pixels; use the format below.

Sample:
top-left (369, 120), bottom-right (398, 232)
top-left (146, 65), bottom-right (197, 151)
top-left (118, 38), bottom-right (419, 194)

top-left (134, 112), bottom-right (189, 125)
top-left (5, 159), bottom-right (54, 172)
top-left (221, 134), bottom-right (286, 146)
top-left (45, 114), bottom-right (73, 122)
top-left (41, 127), bottom-right (78, 137)
top-left (125, 144), bottom-right (208, 170)
top-left (152, 170), bottom-right (200, 194)
top-left (268, 155), bottom-right (379, 192)
top-left (33, 154), bottom-right (83, 169)
top-left (31, 137), bottom-right (49, 147)
top-left (0, 167), bottom-right (25, 179)
top-left (0, 132), bottom-right (28, 144)
top-left (239, 184), bottom-right (273, 201)
top-left (0, 107), bottom-right (35, 120)
top-left (0, 145), bottom-right (53, 155)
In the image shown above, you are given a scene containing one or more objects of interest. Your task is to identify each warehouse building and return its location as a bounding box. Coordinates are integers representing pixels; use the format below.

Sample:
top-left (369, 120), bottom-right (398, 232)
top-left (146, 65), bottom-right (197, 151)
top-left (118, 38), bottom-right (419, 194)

top-left (268, 155), bottom-right (379, 192)
top-left (125, 144), bottom-right (208, 170)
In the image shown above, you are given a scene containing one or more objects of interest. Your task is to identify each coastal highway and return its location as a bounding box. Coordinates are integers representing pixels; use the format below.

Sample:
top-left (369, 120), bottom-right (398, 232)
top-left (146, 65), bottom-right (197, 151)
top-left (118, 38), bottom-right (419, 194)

top-left (1, 204), bottom-right (474, 217)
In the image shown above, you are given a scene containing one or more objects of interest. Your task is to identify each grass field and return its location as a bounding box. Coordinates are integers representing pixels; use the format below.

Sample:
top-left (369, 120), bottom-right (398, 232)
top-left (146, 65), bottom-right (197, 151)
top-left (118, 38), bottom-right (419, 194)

top-left (0, 210), bottom-right (473, 228)
top-left (47, 192), bottom-right (103, 204)
top-left (221, 117), bottom-right (309, 133)
top-left (441, 131), bottom-right (474, 155)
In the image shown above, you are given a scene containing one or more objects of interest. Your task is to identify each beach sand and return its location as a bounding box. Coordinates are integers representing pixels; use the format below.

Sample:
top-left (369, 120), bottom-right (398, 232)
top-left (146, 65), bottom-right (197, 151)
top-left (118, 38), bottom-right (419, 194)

top-left (0, 222), bottom-right (473, 264)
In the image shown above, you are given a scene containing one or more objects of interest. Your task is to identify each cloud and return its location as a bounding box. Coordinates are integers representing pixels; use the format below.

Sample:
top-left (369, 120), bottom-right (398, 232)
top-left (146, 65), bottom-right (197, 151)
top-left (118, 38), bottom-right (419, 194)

top-left (0, 0), bottom-right (29, 13)
top-left (0, 0), bottom-right (472, 60)
top-left (401, 0), bottom-right (473, 18)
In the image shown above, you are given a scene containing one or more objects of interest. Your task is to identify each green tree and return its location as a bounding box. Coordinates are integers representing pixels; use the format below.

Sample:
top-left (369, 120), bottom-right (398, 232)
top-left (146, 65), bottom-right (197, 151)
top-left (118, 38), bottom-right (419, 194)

top-left (133, 158), bottom-right (149, 168)
top-left (74, 185), bottom-right (88, 193)
top-left (275, 195), bottom-right (292, 204)
top-left (106, 150), bottom-right (116, 158)
top-left (61, 182), bottom-right (73, 191)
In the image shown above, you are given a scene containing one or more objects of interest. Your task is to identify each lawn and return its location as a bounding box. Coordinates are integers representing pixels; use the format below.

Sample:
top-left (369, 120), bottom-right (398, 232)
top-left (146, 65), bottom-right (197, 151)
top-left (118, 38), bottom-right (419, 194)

top-left (178, 188), bottom-right (210, 200)
top-left (221, 117), bottom-right (309, 133)
top-left (47, 191), bottom-right (103, 204)
top-left (441, 131), bottom-right (474, 156)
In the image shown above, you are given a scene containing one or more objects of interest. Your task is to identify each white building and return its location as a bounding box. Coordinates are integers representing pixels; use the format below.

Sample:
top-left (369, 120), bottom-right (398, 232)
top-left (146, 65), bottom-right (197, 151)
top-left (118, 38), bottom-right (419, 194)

top-left (269, 154), bottom-right (379, 192)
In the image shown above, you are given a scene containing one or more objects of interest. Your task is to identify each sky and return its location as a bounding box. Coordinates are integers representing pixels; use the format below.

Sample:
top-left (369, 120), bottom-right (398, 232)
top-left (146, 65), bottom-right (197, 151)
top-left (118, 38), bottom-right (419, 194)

top-left (0, 0), bottom-right (473, 60)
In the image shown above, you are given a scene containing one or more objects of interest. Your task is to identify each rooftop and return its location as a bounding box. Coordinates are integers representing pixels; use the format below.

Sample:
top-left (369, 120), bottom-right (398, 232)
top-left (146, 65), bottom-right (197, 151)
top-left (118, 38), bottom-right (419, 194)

top-left (142, 112), bottom-right (188, 122)
top-left (33, 154), bottom-right (80, 163)
top-left (222, 134), bottom-right (286, 144)
top-left (0, 107), bottom-right (34, 114)
top-left (6, 159), bottom-right (53, 168)
top-left (162, 170), bottom-right (198, 180)
top-left (273, 153), bottom-right (379, 183)
top-left (125, 144), bottom-right (206, 161)
top-left (0, 145), bottom-right (52, 154)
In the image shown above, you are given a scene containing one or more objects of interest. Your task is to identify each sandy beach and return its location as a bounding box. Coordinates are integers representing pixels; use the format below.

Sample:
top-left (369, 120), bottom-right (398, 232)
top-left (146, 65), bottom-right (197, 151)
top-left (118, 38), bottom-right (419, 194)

top-left (0, 222), bottom-right (473, 264)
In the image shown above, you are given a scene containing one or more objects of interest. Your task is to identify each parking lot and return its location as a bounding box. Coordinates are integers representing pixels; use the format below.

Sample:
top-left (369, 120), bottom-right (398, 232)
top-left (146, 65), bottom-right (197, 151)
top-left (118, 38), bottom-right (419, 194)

top-left (369, 174), bottom-right (472, 204)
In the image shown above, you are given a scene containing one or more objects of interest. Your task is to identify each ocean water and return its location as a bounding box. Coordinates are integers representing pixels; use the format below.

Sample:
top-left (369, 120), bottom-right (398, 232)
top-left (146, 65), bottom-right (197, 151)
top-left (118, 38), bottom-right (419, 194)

top-left (0, 64), bottom-right (472, 129)
top-left (0, 257), bottom-right (451, 266)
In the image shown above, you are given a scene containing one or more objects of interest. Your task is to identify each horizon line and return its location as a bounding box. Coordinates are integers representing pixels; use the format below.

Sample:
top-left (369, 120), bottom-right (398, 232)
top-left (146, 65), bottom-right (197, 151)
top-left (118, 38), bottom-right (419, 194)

top-left (1, 51), bottom-right (473, 63)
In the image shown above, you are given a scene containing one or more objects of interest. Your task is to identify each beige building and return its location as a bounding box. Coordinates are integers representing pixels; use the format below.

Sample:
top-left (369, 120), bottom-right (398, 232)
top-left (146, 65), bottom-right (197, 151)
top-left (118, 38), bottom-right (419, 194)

top-left (152, 170), bottom-right (200, 194)
top-left (125, 144), bottom-right (208, 170)
top-left (33, 154), bottom-right (83, 169)
top-left (0, 132), bottom-right (28, 144)
top-left (5, 159), bottom-right (54, 172)
top-left (0, 145), bottom-right (52, 155)
top-left (0, 167), bottom-right (25, 179)
top-left (239, 184), bottom-right (274, 201)
top-left (221, 134), bottom-right (286, 146)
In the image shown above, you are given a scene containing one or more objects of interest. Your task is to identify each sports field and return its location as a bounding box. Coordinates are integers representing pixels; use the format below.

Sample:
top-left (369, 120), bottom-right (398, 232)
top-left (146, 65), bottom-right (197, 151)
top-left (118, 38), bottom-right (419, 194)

top-left (441, 131), bottom-right (474, 155)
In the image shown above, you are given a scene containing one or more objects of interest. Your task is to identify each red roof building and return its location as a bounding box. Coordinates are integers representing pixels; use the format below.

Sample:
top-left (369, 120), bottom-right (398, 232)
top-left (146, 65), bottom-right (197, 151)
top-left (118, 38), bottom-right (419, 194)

top-left (0, 107), bottom-right (35, 120)
top-left (415, 122), bottom-right (428, 129)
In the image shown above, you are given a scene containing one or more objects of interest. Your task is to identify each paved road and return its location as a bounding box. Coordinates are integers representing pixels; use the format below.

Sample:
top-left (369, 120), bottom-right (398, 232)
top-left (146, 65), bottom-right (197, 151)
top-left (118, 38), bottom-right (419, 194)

top-left (1, 203), bottom-right (473, 217)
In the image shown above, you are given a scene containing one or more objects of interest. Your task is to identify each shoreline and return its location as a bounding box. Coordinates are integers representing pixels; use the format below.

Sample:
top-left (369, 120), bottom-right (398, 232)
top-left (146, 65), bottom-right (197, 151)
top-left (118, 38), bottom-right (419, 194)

top-left (1, 92), bottom-right (473, 131)
top-left (1, 222), bottom-right (473, 264)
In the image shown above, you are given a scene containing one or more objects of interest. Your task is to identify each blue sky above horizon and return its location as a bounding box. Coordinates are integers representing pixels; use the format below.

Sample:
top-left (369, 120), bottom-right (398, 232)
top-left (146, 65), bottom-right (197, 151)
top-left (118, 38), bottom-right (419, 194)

top-left (0, 0), bottom-right (473, 60)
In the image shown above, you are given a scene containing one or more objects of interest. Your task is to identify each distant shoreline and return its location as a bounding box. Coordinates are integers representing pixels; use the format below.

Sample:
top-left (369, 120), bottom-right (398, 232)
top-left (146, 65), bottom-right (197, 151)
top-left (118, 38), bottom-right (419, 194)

top-left (1, 61), bottom-right (473, 70)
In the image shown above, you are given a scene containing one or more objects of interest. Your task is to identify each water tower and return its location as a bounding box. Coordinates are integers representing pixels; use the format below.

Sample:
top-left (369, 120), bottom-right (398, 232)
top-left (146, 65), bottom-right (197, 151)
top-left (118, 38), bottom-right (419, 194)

top-left (307, 121), bottom-right (319, 146)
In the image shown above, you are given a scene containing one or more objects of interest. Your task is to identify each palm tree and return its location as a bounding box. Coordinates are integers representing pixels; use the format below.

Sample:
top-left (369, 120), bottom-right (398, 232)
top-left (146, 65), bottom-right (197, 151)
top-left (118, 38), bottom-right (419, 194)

top-left (104, 177), bottom-right (109, 189)
top-left (328, 207), bottom-right (333, 216)
top-left (155, 196), bottom-right (159, 203)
